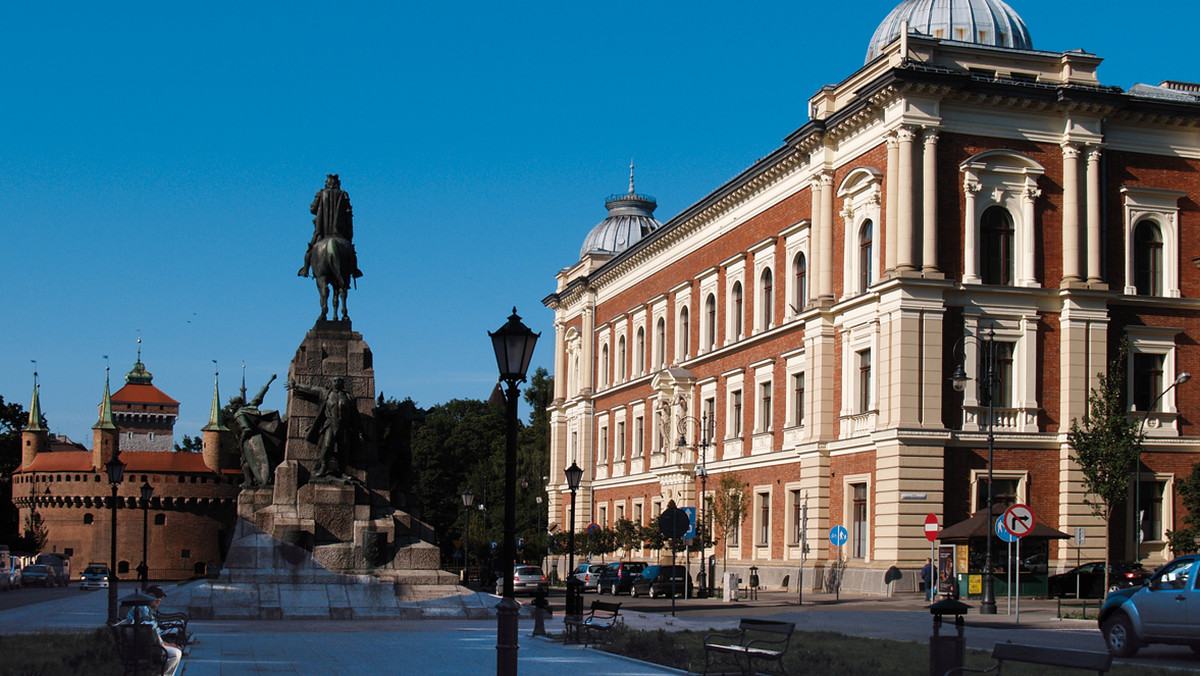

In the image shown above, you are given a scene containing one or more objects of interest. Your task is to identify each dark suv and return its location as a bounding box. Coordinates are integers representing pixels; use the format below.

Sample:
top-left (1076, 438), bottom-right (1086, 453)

top-left (596, 561), bottom-right (645, 595)
top-left (630, 564), bottom-right (693, 598)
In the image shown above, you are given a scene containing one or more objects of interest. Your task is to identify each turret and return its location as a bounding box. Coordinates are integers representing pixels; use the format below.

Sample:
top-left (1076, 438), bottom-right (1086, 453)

top-left (201, 368), bottom-right (228, 473)
top-left (92, 366), bottom-right (119, 469)
top-left (21, 371), bottom-right (47, 469)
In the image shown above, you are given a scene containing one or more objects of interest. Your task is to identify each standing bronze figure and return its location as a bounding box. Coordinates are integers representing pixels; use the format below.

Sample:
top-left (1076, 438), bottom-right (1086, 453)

top-left (232, 374), bottom-right (286, 487)
top-left (287, 377), bottom-right (362, 478)
top-left (299, 174), bottom-right (362, 321)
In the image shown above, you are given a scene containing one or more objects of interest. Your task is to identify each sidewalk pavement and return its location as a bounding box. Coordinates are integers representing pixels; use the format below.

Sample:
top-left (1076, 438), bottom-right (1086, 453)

top-left (0, 581), bottom-right (1111, 674)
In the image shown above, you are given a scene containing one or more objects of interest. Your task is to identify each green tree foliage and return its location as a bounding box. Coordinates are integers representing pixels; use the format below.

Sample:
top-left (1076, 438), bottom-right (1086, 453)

top-left (1068, 342), bottom-right (1140, 594)
top-left (1167, 461), bottom-right (1200, 555)
top-left (23, 509), bottom-right (48, 554)
top-left (711, 472), bottom-right (748, 575)
top-left (0, 395), bottom-right (32, 547)
top-left (173, 434), bottom-right (203, 453)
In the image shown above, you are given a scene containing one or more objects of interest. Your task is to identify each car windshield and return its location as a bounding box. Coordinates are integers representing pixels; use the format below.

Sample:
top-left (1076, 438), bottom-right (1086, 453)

top-left (84, 567), bottom-right (107, 575)
top-left (515, 567), bottom-right (542, 576)
top-left (25, 565), bottom-right (47, 573)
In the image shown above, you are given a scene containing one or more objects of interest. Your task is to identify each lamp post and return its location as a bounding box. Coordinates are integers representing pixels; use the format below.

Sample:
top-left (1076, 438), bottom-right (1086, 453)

top-left (462, 488), bottom-right (474, 586)
top-left (535, 495), bottom-right (544, 574)
top-left (677, 412), bottom-right (714, 596)
top-left (1133, 372), bottom-right (1191, 562)
top-left (565, 461), bottom-right (583, 618)
top-left (489, 308), bottom-right (539, 676)
top-left (140, 482), bottom-right (153, 589)
top-left (105, 456), bottom-right (125, 624)
top-left (950, 327), bottom-right (998, 615)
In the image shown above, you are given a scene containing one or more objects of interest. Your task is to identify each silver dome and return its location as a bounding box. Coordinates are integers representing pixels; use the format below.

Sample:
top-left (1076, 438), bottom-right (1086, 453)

top-left (866, 0), bottom-right (1033, 63)
top-left (579, 174), bottom-right (662, 258)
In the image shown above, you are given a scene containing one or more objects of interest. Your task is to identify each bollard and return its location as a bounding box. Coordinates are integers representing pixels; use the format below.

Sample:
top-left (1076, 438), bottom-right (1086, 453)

top-left (928, 599), bottom-right (970, 676)
top-left (530, 590), bottom-right (552, 637)
top-left (564, 578), bottom-right (584, 642)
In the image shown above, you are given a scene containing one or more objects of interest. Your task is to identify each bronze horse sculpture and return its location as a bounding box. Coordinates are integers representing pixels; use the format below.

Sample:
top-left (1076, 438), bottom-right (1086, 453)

top-left (299, 174), bottom-right (361, 321)
top-left (312, 236), bottom-right (354, 321)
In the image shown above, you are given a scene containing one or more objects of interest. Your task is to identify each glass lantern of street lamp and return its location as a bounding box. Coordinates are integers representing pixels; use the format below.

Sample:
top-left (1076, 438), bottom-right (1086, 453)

top-left (949, 363), bottom-right (970, 392)
top-left (565, 462), bottom-right (583, 492)
top-left (489, 308), bottom-right (539, 384)
top-left (140, 482), bottom-right (154, 503)
top-left (105, 457), bottom-right (126, 485)
top-left (462, 488), bottom-right (474, 508)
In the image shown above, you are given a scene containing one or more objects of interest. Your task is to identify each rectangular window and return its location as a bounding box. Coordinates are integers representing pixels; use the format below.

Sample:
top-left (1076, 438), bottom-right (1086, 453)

top-left (979, 341), bottom-right (1015, 408)
top-left (792, 373), bottom-right (805, 426)
top-left (617, 422), bottom-right (626, 460)
top-left (731, 390), bottom-right (743, 437)
top-left (599, 505), bottom-right (607, 527)
top-left (759, 382), bottom-right (773, 431)
top-left (704, 397), bottom-right (716, 437)
top-left (857, 349), bottom-right (872, 412)
top-left (975, 478), bottom-right (1019, 512)
top-left (759, 492), bottom-right (770, 545)
top-left (851, 483), bottom-right (868, 559)
top-left (635, 503), bottom-right (643, 526)
top-left (616, 504), bottom-right (625, 522)
top-left (1133, 353), bottom-right (1165, 412)
top-left (1138, 480), bottom-right (1165, 541)
top-left (729, 512), bottom-right (740, 546)
top-left (599, 426), bottom-right (609, 463)
top-left (634, 416), bottom-right (644, 457)
top-left (791, 490), bottom-right (804, 544)
top-left (655, 410), bottom-right (665, 452)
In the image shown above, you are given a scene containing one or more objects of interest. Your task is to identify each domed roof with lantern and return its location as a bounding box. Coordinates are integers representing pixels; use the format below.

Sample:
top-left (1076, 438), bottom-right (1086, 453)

top-left (579, 163), bottom-right (663, 259)
top-left (866, 0), bottom-right (1033, 63)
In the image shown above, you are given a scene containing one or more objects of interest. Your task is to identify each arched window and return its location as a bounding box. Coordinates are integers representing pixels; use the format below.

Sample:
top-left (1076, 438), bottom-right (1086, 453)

top-left (732, 282), bottom-right (743, 338)
top-left (706, 294), bottom-right (717, 350)
top-left (83, 513), bottom-right (94, 525)
top-left (980, 206), bottom-right (1015, 285)
top-left (858, 221), bottom-right (874, 292)
top-left (793, 253), bottom-right (807, 312)
top-left (636, 327), bottom-right (646, 376)
top-left (678, 308), bottom-right (689, 359)
top-left (760, 269), bottom-right (773, 329)
top-left (618, 336), bottom-right (626, 381)
top-left (655, 318), bottom-right (666, 368)
top-left (600, 343), bottom-right (610, 387)
top-left (1134, 220), bottom-right (1163, 296)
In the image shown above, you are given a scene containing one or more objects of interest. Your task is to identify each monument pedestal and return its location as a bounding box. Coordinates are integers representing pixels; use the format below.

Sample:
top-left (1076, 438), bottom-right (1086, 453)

top-left (196, 320), bottom-right (460, 619)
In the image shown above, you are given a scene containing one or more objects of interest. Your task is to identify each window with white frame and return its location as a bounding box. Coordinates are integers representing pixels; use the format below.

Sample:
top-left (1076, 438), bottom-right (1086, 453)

top-left (858, 221), bottom-right (874, 292)
top-left (791, 372), bottom-right (805, 427)
top-left (850, 482), bottom-right (868, 559)
top-left (793, 252), bottom-right (807, 312)
top-left (970, 470), bottom-right (1026, 513)
top-left (618, 336), bottom-right (627, 381)
top-left (655, 318), bottom-right (666, 369)
top-left (730, 390), bottom-right (743, 437)
top-left (731, 282), bottom-right (744, 339)
top-left (636, 327), bottom-right (646, 376)
top-left (599, 505), bottom-right (607, 527)
top-left (979, 340), bottom-right (1015, 408)
top-left (959, 150), bottom-right (1044, 288)
top-left (760, 268), bottom-right (774, 330)
top-left (600, 342), bottom-right (610, 389)
top-left (837, 167), bottom-right (882, 297)
top-left (678, 307), bottom-right (689, 360)
top-left (790, 489), bottom-right (804, 543)
top-left (758, 492), bottom-right (771, 545)
top-left (1133, 352), bottom-right (1165, 412)
top-left (857, 349), bottom-right (872, 413)
top-left (599, 425), bottom-right (609, 463)
top-left (634, 416), bottom-right (644, 457)
top-left (1122, 186), bottom-right (1183, 298)
top-left (705, 294), bottom-right (717, 351)
top-left (1126, 326), bottom-right (1185, 433)
top-left (616, 421), bottom-right (626, 460)
top-left (1136, 477), bottom-right (1169, 543)
top-left (759, 381), bottom-right (772, 432)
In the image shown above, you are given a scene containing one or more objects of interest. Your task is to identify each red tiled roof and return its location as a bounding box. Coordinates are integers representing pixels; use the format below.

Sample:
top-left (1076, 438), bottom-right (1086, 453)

top-left (112, 383), bottom-right (179, 406)
top-left (19, 452), bottom-right (93, 472)
top-left (17, 451), bottom-right (222, 474)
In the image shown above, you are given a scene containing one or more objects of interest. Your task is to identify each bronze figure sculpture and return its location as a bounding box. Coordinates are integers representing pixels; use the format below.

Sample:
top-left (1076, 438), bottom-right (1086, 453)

top-left (287, 376), bottom-right (362, 478)
top-left (299, 174), bottom-right (362, 321)
top-left (232, 374), bottom-right (286, 487)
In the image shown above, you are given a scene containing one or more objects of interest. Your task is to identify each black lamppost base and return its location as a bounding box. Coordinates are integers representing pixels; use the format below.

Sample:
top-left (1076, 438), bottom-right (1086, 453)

top-left (979, 576), bottom-right (997, 614)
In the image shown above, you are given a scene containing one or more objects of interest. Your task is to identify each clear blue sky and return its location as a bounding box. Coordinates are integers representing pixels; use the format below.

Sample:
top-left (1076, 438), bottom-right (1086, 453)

top-left (4, 1), bottom-right (1196, 444)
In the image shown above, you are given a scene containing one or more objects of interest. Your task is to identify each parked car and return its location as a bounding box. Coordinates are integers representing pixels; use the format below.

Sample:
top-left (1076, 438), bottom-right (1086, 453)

top-left (630, 565), bottom-right (693, 598)
top-left (79, 564), bottom-right (111, 591)
top-left (1047, 561), bottom-right (1148, 598)
top-left (1099, 554), bottom-right (1200, 657)
top-left (21, 564), bottom-right (61, 587)
top-left (35, 553), bottom-right (69, 587)
top-left (496, 565), bottom-right (548, 596)
top-left (596, 561), bottom-right (646, 595)
top-left (571, 563), bottom-right (606, 592)
top-left (0, 564), bottom-right (20, 591)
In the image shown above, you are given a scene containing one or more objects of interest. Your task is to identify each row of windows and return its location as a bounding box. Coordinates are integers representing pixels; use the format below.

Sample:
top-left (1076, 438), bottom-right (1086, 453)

top-left (15, 474), bottom-right (235, 485)
top-left (81, 512), bottom-right (167, 525)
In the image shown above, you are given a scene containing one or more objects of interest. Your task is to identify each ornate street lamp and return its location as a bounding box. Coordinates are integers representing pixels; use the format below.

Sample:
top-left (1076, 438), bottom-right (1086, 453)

top-left (565, 461), bottom-right (583, 616)
top-left (489, 308), bottom-right (538, 676)
top-left (949, 327), bottom-right (998, 615)
top-left (462, 488), bottom-right (474, 586)
top-left (1134, 372), bottom-right (1190, 562)
top-left (677, 412), bottom-right (714, 596)
top-left (140, 482), bottom-right (153, 590)
top-left (105, 456), bottom-right (125, 624)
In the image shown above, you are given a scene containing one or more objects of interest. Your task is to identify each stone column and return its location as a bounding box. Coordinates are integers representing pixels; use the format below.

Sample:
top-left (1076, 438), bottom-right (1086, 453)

top-left (1020, 183), bottom-right (1041, 287)
top-left (885, 132), bottom-right (899, 274)
top-left (581, 301), bottom-right (594, 393)
top-left (922, 129), bottom-right (939, 276)
top-left (962, 178), bottom-right (981, 284)
top-left (820, 171), bottom-right (835, 299)
top-left (553, 319), bottom-right (567, 402)
top-left (1061, 143), bottom-right (1082, 285)
top-left (897, 127), bottom-right (916, 272)
top-left (1086, 146), bottom-right (1103, 285)
top-left (810, 176), bottom-right (823, 301)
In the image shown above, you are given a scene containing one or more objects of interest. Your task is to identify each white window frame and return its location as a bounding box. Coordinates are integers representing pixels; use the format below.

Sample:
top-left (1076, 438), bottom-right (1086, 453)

top-left (1126, 326), bottom-right (1186, 437)
top-left (838, 167), bottom-right (882, 298)
top-left (968, 469), bottom-right (1028, 513)
top-left (959, 150), bottom-right (1045, 288)
top-left (960, 314), bottom-right (1040, 434)
top-left (753, 486), bottom-right (773, 554)
top-left (1121, 186), bottom-right (1183, 298)
top-left (724, 256), bottom-right (747, 342)
top-left (843, 473), bottom-right (872, 562)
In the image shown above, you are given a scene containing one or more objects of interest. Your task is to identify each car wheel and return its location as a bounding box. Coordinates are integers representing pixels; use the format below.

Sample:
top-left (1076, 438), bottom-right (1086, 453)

top-left (1103, 613), bottom-right (1140, 658)
top-left (611, 583), bottom-right (619, 595)
top-left (631, 586), bottom-right (639, 597)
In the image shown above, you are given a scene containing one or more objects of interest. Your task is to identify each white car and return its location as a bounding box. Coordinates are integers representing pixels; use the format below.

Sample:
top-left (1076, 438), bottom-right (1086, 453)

top-left (79, 565), bottom-right (111, 591)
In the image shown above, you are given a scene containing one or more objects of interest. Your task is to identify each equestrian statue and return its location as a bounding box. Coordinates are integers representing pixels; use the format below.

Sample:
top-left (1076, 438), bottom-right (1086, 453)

top-left (298, 174), bottom-right (363, 320)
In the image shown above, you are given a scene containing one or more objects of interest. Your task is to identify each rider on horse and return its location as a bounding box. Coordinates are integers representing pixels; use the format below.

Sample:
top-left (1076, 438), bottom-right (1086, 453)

top-left (298, 174), bottom-right (363, 279)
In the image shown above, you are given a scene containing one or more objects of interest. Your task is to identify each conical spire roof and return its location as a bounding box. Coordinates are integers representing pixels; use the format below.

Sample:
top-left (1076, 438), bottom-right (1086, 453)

top-left (25, 371), bottom-right (45, 432)
top-left (93, 367), bottom-right (117, 431)
top-left (202, 368), bottom-right (228, 432)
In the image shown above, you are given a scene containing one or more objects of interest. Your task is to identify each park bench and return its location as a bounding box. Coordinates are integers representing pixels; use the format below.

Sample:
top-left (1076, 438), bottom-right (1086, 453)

top-left (111, 620), bottom-right (169, 676)
top-left (703, 618), bottom-right (795, 676)
top-left (153, 607), bottom-right (191, 646)
top-left (563, 600), bottom-right (621, 647)
top-left (946, 641), bottom-right (1112, 676)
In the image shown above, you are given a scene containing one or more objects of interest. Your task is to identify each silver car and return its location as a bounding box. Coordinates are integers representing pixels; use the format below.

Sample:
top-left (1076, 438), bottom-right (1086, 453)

top-left (571, 563), bottom-right (605, 592)
top-left (497, 565), bottom-right (548, 596)
top-left (1099, 553), bottom-right (1200, 657)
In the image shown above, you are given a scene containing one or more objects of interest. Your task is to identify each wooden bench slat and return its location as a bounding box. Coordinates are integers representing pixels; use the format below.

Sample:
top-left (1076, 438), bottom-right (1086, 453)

top-left (703, 618), bottom-right (794, 676)
top-left (991, 643), bottom-right (1111, 672)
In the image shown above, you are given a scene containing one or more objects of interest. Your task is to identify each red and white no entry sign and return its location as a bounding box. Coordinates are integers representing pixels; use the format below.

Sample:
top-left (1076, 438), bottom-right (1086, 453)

top-left (924, 513), bottom-right (939, 542)
top-left (1002, 503), bottom-right (1036, 538)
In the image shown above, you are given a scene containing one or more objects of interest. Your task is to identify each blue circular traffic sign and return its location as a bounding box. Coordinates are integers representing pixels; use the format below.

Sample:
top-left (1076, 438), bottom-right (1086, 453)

top-left (995, 518), bottom-right (1018, 543)
top-left (829, 525), bottom-right (849, 547)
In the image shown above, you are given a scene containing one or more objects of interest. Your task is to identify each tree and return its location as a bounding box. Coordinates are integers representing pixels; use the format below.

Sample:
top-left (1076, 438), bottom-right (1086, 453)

top-left (1068, 342), bottom-right (1140, 595)
top-left (0, 395), bottom-right (31, 547)
top-left (1167, 460), bottom-right (1200, 555)
top-left (173, 434), bottom-right (203, 453)
top-left (22, 509), bottom-right (48, 554)
top-left (711, 471), bottom-right (748, 577)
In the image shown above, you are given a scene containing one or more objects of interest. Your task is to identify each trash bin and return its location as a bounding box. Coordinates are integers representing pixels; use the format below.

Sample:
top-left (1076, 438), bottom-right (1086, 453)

top-left (565, 578), bottom-right (584, 617)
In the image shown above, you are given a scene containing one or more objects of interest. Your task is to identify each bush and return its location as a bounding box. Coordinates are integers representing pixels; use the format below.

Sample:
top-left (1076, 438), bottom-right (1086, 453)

top-left (0, 628), bottom-right (122, 676)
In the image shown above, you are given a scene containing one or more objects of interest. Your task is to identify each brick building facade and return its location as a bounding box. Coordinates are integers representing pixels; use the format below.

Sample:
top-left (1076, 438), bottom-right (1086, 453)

top-left (13, 358), bottom-right (240, 580)
top-left (543, 0), bottom-right (1200, 594)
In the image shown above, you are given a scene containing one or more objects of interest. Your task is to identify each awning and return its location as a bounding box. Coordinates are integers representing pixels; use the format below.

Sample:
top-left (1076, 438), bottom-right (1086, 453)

top-left (937, 503), bottom-right (1071, 543)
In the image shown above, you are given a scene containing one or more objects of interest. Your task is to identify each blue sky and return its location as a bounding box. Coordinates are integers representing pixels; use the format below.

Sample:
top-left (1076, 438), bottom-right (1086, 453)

top-left (4, 1), bottom-right (1196, 444)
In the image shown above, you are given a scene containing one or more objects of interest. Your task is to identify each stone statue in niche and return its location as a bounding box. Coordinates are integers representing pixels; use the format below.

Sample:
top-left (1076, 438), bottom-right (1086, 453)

top-left (287, 376), bottom-right (363, 478)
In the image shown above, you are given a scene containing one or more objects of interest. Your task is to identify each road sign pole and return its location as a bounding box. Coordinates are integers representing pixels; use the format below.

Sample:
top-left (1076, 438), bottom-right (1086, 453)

top-left (1007, 538), bottom-right (1012, 615)
top-left (1015, 536), bottom-right (1021, 624)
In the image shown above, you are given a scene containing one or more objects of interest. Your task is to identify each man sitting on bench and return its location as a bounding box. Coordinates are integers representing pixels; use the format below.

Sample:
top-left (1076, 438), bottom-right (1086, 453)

top-left (127, 585), bottom-right (183, 676)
